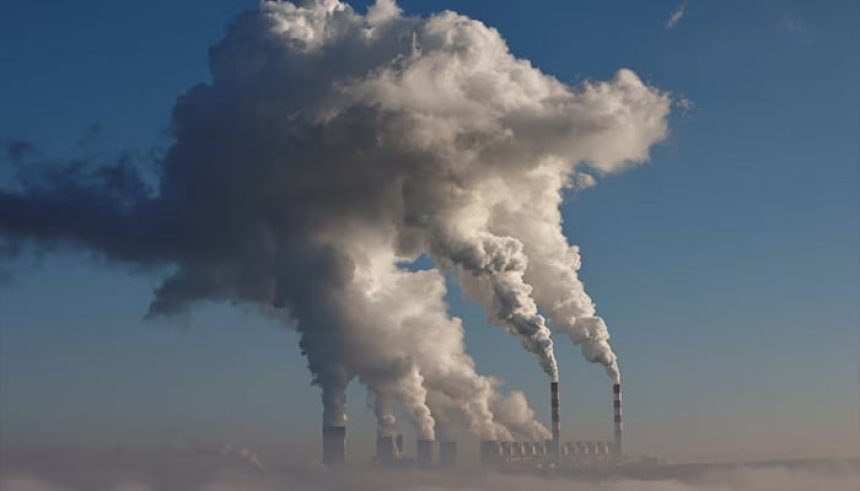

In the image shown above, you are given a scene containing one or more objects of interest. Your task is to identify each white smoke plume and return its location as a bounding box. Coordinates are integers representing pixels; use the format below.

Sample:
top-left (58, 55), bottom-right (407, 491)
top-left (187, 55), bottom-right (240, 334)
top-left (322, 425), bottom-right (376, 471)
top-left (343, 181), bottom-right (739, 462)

top-left (0, 0), bottom-right (670, 437)
top-left (370, 394), bottom-right (398, 437)
top-left (440, 233), bottom-right (558, 381)
top-left (489, 165), bottom-right (636, 382)
top-left (346, 244), bottom-right (525, 440)
top-left (491, 390), bottom-right (552, 441)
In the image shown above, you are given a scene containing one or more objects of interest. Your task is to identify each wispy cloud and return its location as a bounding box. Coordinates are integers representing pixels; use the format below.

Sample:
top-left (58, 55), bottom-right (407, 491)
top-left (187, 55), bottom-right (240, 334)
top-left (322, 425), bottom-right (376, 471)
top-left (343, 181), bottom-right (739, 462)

top-left (781, 16), bottom-right (807, 34)
top-left (675, 96), bottom-right (695, 112)
top-left (666, 0), bottom-right (687, 29)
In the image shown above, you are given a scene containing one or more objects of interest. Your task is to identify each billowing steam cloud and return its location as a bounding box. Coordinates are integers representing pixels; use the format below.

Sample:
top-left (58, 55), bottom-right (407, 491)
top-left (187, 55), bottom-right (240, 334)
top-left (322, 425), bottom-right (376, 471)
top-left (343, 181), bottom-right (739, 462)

top-left (491, 390), bottom-right (552, 441)
top-left (0, 0), bottom-right (669, 437)
top-left (489, 168), bottom-right (634, 382)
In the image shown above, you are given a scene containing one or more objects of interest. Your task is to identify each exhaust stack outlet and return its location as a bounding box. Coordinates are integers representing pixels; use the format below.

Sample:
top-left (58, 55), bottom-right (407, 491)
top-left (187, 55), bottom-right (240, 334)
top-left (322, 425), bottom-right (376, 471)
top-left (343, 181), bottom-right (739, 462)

top-left (322, 425), bottom-right (346, 466)
top-left (416, 439), bottom-right (435, 467)
top-left (375, 435), bottom-right (396, 464)
top-left (439, 441), bottom-right (457, 468)
top-left (550, 381), bottom-right (561, 462)
top-left (612, 383), bottom-right (623, 463)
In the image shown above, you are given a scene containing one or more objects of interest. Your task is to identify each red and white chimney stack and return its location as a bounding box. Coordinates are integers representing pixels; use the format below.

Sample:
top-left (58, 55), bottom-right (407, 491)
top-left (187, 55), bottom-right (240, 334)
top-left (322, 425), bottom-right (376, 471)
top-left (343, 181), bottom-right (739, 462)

top-left (550, 381), bottom-right (561, 462)
top-left (612, 383), bottom-right (623, 463)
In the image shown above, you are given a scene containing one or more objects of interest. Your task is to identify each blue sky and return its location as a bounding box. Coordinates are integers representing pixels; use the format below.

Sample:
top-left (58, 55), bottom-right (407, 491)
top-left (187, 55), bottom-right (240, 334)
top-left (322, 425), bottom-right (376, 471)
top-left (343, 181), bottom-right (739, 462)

top-left (1, 0), bottom-right (858, 464)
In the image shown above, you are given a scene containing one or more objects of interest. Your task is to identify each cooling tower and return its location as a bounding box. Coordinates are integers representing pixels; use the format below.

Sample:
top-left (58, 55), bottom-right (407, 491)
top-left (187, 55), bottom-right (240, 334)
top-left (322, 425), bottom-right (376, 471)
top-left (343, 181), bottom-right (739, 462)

top-left (439, 441), bottom-right (457, 468)
top-left (479, 440), bottom-right (499, 466)
top-left (395, 434), bottom-right (404, 456)
top-left (322, 425), bottom-right (346, 466)
top-left (416, 439), bottom-right (435, 467)
top-left (613, 383), bottom-right (623, 462)
top-left (375, 435), bottom-right (396, 463)
top-left (550, 381), bottom-right (561, 462)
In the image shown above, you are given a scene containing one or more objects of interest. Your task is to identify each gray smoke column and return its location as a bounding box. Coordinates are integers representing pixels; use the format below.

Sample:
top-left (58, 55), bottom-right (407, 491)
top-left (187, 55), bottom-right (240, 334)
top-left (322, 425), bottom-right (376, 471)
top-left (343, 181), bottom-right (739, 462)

top-left (372, 394), bottom-right (397, 437)
top-left (0, 0), bottom-right (670, 442)
top-left (446, 235), bottom-right (558, 381)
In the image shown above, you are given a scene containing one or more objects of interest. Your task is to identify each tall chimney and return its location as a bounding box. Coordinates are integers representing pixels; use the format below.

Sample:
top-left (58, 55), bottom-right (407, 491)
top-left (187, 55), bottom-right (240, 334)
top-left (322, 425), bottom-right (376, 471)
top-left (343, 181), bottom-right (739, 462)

top-left (322, 425), bottom-right (346, 466)
top-left (612, 383), bottom-right (623, 463)
top-left (416, 439), bottom-right (435, 467)
top-left (550, 381), bottom-right (561, 463)
top-left (439, 441), bottom-right (457, 468)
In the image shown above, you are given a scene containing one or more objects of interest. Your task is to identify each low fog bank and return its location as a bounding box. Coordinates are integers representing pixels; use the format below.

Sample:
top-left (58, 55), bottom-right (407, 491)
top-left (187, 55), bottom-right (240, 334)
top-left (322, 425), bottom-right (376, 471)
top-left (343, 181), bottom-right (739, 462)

top-left (1, 451), bottom-right (857, 491)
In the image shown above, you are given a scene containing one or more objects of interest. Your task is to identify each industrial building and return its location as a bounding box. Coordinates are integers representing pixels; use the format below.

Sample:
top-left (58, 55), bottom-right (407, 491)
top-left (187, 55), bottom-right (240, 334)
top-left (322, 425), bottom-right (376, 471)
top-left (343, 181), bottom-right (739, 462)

top-left (321, 382), bottom-right (624, 470)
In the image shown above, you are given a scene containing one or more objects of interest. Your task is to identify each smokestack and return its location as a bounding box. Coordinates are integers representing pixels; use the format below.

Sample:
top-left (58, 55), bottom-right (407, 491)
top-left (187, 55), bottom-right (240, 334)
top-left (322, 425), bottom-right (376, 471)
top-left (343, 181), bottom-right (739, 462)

top-left (375, 435), bottom-right (396, 464)
top-left (612, 383), bottom-right (623, 463)
top-left (439, 441), bottom-right (457, 468)
top-left (550, 381), bottom-right (560, 462)
top-left (416, 439), bottom-right (434, 467)
top-left (479, 440), bottom-right (499, 466)
top-left (322, 425), bottom-right (346, 466)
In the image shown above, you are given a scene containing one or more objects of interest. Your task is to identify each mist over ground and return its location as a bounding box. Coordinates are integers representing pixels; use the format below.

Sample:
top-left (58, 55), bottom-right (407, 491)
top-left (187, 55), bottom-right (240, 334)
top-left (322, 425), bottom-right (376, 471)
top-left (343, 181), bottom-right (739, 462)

top-left (1, 465), bottom-right (858, 491)
top-left (1, 449), bottom-right (858, 491)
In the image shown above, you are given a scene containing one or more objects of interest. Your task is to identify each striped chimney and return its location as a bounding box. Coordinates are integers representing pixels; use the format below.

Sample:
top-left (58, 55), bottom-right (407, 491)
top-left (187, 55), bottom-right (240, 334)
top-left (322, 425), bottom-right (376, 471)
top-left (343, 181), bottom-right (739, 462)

top-left (612, 383), bottom-right (623, 462)
top-left (551, 382), bottom-right (561, 462)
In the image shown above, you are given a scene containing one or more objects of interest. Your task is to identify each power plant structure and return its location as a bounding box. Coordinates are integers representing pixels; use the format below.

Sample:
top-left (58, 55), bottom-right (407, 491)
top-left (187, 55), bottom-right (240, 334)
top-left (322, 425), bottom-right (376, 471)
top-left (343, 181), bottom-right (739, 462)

top-left (320, 381), bottom-right (625, 470)
top-left (550, 381), bottom-right (561, 462)
top-left (476, 382), bottom-right (623, 470)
